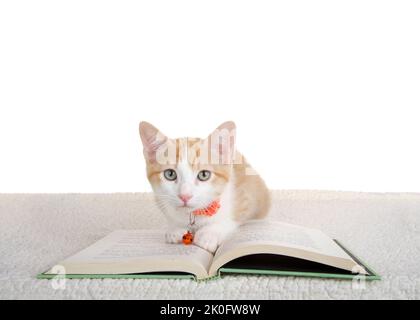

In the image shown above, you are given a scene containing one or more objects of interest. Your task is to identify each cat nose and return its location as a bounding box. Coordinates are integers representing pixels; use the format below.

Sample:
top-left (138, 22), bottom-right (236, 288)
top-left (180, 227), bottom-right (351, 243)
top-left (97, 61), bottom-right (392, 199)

top-left (178, 194), bottom-right (192, 204)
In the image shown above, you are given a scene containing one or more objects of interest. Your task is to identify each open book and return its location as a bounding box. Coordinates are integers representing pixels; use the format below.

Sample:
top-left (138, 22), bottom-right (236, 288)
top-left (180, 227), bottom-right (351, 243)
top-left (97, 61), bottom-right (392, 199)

top-left (38, 220), bottom-right (380, 281)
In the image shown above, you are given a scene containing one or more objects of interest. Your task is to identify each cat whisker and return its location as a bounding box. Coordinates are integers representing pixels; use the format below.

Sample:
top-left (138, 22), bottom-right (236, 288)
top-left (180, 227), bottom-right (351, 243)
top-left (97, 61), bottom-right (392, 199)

top-left (154, 194), bottom-right (179, 201)
top-left (155, 200), bottom-right (172, 213)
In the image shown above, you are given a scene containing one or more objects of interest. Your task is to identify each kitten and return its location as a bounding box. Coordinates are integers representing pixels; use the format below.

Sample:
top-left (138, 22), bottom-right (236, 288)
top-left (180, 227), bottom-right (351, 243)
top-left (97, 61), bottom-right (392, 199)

top-left (139, 121), bottom-right (271, 253)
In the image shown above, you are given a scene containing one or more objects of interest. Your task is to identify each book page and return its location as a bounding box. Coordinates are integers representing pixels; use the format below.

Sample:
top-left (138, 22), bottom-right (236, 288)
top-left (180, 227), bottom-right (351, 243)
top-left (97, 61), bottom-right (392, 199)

top-left (215, 220), bottom-right (351, 261)
top-left (59, 230), bottom-right (213, 276)
top-left (208, 220), bottom-right (361, 277)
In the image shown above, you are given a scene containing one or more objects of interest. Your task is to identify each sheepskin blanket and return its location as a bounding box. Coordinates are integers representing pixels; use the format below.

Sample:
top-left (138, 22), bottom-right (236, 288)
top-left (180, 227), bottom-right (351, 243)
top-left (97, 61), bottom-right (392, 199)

top-left (1, 190), bottom-right (419, 299)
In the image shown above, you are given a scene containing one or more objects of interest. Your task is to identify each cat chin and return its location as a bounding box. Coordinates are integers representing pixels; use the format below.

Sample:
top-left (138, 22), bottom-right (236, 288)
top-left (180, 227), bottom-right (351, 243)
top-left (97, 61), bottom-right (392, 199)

top-left (175, 203), bottom-right (206, 212)
top-left (171, 206), bottom-right (194, 216)
top-left (174, 205), bottom-right (193, 211)
top-left (176, 205), bottom-right (194, 210)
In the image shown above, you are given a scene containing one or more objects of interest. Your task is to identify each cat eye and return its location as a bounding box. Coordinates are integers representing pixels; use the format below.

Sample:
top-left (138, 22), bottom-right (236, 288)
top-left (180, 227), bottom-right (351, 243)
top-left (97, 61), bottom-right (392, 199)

top-left (197, 170), bottom-right (211, 181)
top-left (163, 169), bottom-right (177, 181)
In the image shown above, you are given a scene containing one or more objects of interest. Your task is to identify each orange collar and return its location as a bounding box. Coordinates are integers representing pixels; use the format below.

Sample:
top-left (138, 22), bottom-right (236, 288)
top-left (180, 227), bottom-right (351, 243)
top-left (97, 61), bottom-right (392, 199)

top-left (192, 200), bottom-right (220, 216)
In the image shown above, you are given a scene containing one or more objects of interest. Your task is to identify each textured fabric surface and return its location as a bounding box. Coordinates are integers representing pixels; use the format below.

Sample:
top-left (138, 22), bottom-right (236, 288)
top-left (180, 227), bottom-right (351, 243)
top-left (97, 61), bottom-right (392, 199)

top-left (0, 190), bottom-right (419, 299)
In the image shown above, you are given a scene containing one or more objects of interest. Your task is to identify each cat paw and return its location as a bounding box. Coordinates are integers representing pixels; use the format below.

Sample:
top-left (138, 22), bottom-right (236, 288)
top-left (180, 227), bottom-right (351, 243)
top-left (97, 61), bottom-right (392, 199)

top-left (165, 228), bottom-right (187, 244)
top-left (193, 230), bottom-right (219, 253)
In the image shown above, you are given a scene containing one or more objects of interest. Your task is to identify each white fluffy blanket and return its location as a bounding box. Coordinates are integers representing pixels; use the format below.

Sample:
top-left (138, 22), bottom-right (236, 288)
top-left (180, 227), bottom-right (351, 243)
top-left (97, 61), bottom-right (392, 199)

top-left (1, 190), bottom-right (419, 299)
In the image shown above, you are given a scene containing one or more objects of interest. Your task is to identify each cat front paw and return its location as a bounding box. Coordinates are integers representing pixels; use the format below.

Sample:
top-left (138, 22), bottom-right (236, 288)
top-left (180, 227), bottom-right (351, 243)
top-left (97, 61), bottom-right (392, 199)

top-left (165, 228), bottom-right (187, 244)
top-left (193, 230), bottom-right (219, 253)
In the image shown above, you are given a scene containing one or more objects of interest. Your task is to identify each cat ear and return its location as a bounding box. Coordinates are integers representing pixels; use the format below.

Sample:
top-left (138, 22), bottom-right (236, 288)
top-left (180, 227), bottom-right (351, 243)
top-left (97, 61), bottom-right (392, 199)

top-left (206, 121), bottom-right (236, 165)
top-left (139, 121), bottom-right (168, 162)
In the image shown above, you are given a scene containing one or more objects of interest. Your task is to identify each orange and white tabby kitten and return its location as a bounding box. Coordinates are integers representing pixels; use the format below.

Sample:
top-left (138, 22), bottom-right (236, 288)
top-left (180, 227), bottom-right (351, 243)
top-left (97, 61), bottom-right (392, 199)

top-left (139, 121), bottom-right (270, 253)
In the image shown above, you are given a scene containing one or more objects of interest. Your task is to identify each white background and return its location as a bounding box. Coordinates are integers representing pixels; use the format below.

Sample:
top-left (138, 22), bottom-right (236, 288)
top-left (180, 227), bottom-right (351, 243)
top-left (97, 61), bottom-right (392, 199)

top-left (0, 1), bottom-right (419, 193)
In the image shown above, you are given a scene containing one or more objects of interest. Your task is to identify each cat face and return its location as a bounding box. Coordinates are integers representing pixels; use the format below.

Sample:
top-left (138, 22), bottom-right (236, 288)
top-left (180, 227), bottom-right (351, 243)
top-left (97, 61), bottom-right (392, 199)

top-left (139, 121), bottom-right (236, 214)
